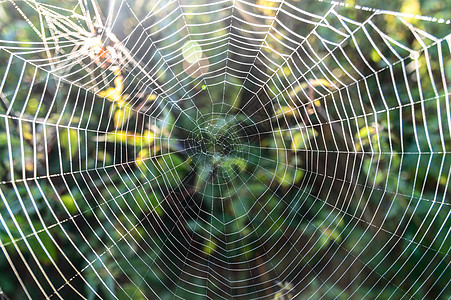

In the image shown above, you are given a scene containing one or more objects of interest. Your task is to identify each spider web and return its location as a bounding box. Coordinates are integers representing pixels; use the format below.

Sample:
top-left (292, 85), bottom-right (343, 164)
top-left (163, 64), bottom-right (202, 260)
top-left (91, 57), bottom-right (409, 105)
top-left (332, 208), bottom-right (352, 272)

top-left (0, 0), bottom-right (450, 299)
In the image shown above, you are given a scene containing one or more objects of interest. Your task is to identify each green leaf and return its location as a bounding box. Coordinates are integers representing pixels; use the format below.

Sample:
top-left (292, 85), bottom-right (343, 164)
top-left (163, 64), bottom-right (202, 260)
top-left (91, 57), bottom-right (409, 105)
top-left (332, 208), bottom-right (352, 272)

top-left (60, 194), bottom-right (77, 214)
top-left (60, 128), bottom-right (79, 158)
top-left (220, 157), bottom-right (246, 177)
top-left (29, 223), bottom-right (58, 265)
top-left (0, 133), bottom-right (7, 146)
top-left (202, 238), bottom-right (217, 256)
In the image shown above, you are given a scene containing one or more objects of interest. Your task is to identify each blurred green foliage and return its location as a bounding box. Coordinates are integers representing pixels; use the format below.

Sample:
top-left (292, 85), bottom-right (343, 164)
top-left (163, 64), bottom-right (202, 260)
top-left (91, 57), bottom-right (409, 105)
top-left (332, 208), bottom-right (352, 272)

top-left (0, 0), bottom-right (450, 299)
